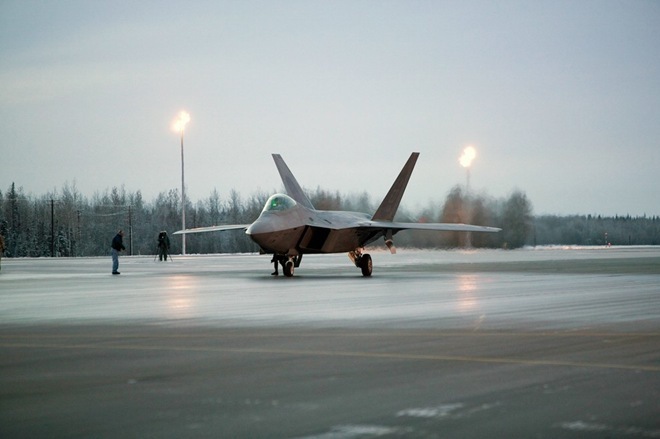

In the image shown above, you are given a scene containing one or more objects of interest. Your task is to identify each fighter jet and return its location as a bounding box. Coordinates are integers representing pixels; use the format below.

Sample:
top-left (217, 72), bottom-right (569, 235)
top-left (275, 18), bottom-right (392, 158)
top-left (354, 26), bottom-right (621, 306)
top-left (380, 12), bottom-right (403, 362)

top-left (174, 152), bottom-right (500, 277)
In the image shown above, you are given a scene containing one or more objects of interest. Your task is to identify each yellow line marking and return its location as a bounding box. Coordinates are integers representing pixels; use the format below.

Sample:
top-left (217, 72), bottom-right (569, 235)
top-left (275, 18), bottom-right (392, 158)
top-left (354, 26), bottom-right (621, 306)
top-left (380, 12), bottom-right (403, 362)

top-left (2, 341), bottom-right (659, 373)
top-left (2, 331), bottom-right (660, 339)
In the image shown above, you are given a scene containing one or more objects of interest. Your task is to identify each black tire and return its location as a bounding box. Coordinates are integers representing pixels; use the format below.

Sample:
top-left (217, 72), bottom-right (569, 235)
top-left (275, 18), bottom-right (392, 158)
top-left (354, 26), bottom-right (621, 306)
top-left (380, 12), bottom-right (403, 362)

top-left (360, 254), bottom-right (372, 277)
top-left (284, 260), bottom-right (295, 277)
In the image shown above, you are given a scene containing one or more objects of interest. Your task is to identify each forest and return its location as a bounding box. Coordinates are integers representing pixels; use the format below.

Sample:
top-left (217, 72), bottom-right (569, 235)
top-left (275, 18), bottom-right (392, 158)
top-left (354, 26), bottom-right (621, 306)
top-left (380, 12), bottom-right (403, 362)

top-left (1, 181), bottom-right (658, 258)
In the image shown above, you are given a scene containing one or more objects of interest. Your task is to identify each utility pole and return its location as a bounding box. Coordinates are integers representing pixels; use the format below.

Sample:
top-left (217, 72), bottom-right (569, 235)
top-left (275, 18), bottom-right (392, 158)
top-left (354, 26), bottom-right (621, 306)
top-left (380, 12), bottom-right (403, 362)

top-left (50, 198), bottom-right (55, 257)
top-left (128, 205), bottom-right (133, 256)
top-left (77, 209), bottom-right (81, 257)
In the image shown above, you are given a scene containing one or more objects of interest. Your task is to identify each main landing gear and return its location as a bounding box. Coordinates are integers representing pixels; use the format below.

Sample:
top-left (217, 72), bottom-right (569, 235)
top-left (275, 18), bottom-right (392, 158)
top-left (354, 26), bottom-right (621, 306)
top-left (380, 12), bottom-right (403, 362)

top-left (349, 249), bottom-right (373, 277)
top-left (272, 251), bottom-right (373, 277)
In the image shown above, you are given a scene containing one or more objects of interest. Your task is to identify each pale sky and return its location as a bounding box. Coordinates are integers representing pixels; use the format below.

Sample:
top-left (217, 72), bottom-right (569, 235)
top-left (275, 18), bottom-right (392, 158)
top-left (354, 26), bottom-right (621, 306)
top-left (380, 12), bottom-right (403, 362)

top-left (1, 0), bottom-right (659, 216)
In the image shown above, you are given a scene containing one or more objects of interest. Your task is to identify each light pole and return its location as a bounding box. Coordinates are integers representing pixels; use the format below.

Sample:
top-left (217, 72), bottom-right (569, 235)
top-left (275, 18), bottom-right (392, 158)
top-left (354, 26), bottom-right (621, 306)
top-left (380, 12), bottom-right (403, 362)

top-left (172, 111), bottom-right (191, 255)
top-left (459, 145), bottom-right (476, 193)
top-left (459, 146), bottom-right (477, 247)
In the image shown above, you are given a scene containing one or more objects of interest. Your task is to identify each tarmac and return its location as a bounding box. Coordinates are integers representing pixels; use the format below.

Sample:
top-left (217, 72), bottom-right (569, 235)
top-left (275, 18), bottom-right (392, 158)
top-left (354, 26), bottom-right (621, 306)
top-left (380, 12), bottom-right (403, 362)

top-left (1, 247), bottom-right (659, 438)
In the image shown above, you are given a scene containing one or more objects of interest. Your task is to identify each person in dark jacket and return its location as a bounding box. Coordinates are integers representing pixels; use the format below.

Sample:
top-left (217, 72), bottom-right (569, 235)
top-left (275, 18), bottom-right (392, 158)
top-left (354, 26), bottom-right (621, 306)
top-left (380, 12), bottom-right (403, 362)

top-left (111, 230), bottom-right (125, 274)
top-left (157, 231), bottom-right (170, 261)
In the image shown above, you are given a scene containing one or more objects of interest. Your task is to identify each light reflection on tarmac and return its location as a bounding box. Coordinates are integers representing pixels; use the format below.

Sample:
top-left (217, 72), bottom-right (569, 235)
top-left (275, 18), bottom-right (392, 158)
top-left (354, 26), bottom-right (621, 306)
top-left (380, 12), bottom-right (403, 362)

top-left (1, 247), bottom-right (659, 438)
top-left (1, 247), bottom-right (658, 329)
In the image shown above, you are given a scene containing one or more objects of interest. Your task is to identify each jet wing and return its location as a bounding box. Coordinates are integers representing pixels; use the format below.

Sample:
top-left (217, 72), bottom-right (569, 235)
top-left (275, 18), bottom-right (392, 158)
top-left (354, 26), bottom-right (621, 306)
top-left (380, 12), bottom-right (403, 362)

top-left (319, 220), bottom-right (499, 254)
top-left (172, 224), bottom-right (249, 235)
top-left (344, 220), bottom-right (501, 233)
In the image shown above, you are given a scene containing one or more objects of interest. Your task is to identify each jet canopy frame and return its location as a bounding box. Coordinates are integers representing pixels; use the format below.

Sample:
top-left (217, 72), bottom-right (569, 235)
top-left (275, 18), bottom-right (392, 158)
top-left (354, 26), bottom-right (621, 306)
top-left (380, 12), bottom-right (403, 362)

top-left (262, 194), bottom-right (297, 213)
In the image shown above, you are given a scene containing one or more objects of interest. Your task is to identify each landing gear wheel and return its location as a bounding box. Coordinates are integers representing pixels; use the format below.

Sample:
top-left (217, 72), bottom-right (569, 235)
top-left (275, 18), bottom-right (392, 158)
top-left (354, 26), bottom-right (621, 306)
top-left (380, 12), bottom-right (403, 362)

top-left (284, 260), bottom-right (295, 277)
top-left (359, 254), bottom-right (372, 277)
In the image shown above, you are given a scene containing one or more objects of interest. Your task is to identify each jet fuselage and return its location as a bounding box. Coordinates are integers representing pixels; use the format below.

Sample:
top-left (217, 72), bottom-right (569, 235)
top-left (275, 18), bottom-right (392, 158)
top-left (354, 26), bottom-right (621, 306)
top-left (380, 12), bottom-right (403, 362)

top-left (246, 194), bottom-right (381, 255)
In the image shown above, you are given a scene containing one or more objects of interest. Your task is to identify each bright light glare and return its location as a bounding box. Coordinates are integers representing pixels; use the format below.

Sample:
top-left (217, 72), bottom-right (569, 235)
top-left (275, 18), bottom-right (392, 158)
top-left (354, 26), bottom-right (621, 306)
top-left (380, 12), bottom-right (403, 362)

top-left (459, 146), bottom-right (477, 168)
top-left (172, 111), bottom-right (191, 133)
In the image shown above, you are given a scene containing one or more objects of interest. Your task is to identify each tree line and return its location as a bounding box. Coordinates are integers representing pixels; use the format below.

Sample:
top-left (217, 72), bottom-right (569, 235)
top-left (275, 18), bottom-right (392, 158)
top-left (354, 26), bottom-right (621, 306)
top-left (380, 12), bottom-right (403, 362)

top-left (1, 181), bottom-right (657, 258)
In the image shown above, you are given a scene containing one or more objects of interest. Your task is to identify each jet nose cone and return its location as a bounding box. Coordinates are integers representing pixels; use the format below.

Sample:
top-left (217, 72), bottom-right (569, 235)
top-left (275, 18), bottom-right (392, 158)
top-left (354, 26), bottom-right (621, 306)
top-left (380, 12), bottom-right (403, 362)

top-left (246, 216), bottom-right (276, 250)
top-left (246, 217), bottom-right (270, 236)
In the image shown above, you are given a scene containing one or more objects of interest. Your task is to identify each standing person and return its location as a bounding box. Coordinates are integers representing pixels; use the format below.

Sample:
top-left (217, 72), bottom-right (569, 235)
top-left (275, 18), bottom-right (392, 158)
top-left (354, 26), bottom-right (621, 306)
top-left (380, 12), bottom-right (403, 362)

top-left (270, 254), bottom-right (278, 275)
top-left (111, 230), bottom-right (125, 275)
top-left (0, 234), bottom-right (5, 272)
top-left (157, 231), bottom-right (170, 261)
top-left (270, 254), bottom-right (283, 276)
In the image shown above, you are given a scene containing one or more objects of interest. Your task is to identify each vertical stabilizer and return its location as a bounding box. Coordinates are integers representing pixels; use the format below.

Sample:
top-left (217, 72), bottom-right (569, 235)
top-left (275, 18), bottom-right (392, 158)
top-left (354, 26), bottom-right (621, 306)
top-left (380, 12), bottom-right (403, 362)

top-left (272, 154), bottom-right (315, 210)
top-left (371, 152), bottom-right (419, 221)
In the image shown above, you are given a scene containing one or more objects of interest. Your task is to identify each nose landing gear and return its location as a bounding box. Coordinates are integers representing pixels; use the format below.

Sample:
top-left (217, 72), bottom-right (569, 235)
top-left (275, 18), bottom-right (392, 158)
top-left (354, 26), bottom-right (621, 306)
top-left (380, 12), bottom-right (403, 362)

top-left (283, 259), bottom-right (295, 277)
top-left (272, 254), bottom-right (302, 277)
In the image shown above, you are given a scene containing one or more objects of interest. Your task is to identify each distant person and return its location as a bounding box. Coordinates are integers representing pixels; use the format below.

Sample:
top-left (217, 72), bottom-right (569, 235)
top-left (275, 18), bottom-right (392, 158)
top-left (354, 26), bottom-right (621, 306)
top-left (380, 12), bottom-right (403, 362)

top-left (157, 231), bottom-right (170, 261)
top-left (0, 234), bottom-right (5, 272)
top-left (111, 230), bottom-right (125, 275)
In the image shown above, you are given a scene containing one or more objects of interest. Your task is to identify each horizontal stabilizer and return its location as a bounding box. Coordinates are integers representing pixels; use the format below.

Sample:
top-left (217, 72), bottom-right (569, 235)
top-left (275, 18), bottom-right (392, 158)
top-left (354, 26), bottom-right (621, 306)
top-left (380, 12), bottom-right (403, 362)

top-left (173, 224), bottom-right (249, 235)
top-left (372, 152), bottom-right (419, 221)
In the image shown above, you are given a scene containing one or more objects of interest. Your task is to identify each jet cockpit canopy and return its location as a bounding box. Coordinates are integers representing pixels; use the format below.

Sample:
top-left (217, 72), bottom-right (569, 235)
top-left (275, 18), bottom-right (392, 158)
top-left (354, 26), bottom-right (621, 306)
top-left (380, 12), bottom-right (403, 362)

top-left (262, 194), bottom-right (297, 213)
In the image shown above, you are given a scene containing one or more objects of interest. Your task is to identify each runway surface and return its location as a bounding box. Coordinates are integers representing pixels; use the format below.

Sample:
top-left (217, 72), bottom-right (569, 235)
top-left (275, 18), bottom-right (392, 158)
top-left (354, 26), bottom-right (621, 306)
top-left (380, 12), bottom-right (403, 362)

top-left (1, 247), bottom-right (659, 438)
